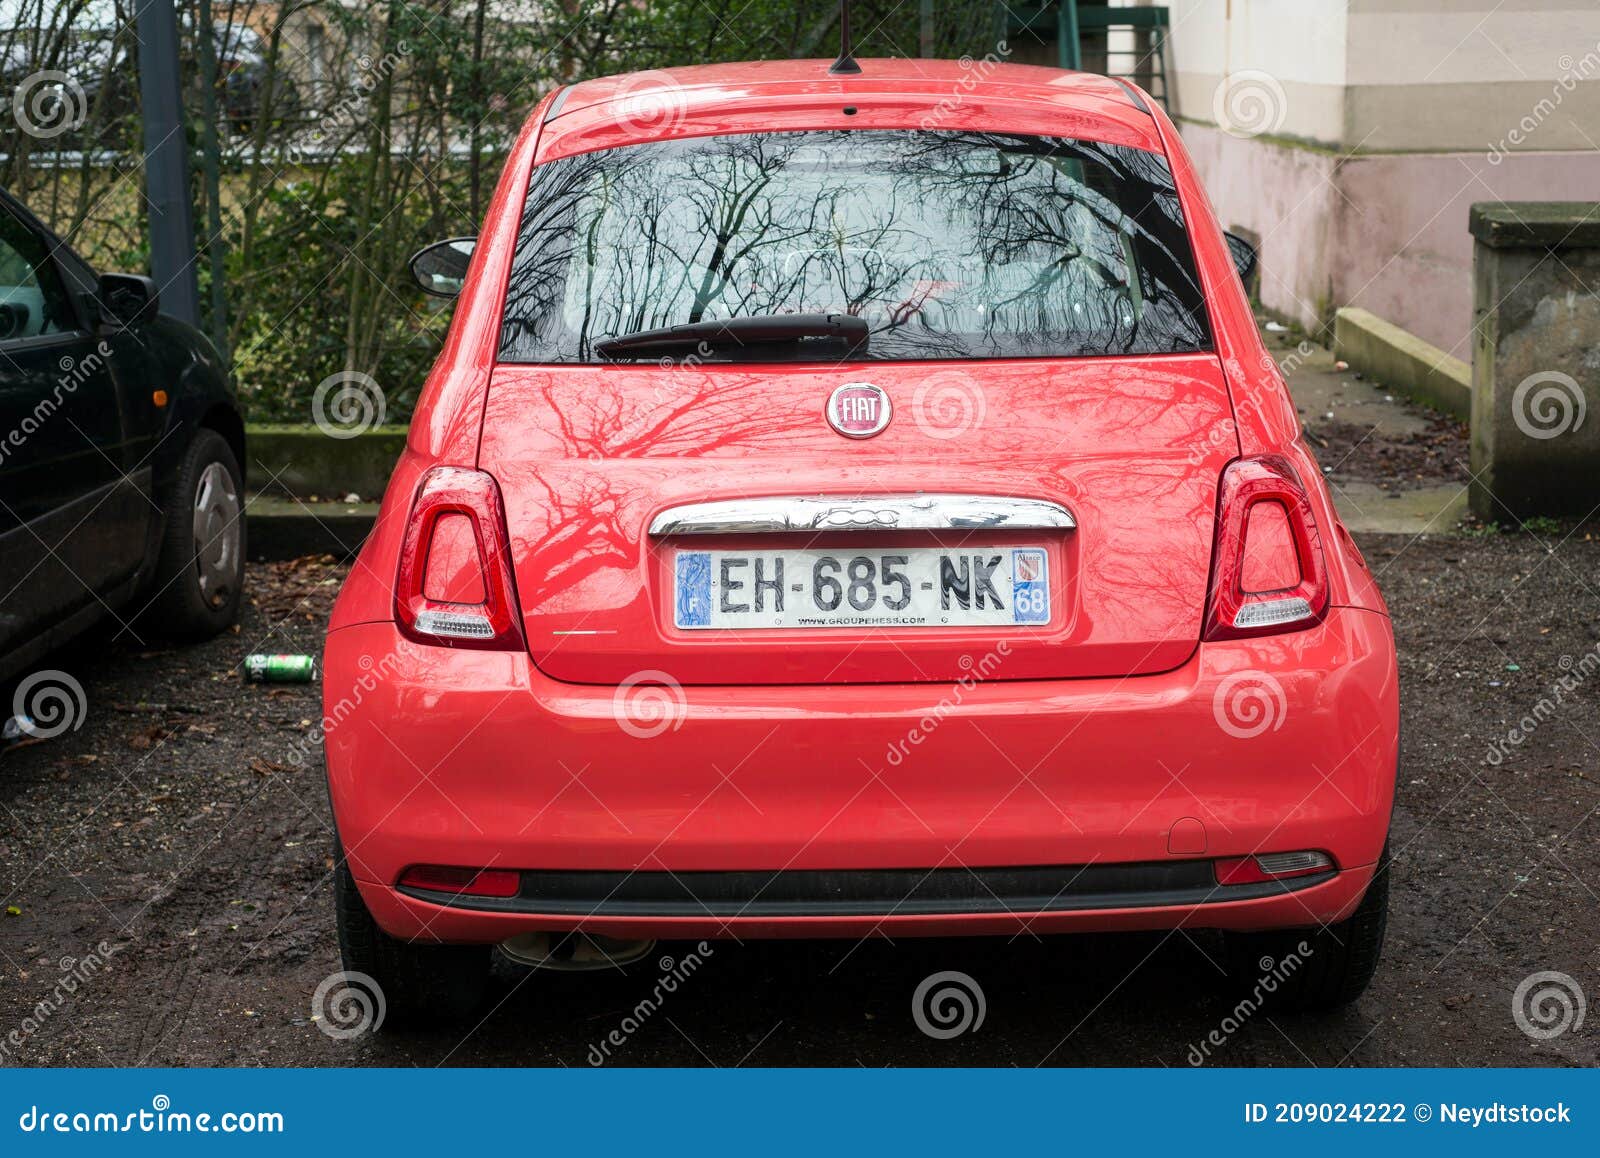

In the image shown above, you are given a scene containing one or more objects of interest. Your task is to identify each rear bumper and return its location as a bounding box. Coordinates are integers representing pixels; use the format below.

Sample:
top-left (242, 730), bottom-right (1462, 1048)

top-left (363, 864), bottom-right (1376, 942)
top-left (323, 607), bottom-right (1397, 943)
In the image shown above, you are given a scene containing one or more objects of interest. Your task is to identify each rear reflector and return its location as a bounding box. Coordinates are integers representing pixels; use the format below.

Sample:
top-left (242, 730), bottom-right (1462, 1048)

top-left (1239, 499), bottom-right (1299, 592)
top-left (398, 865), bottom-right (520, 898)
top-left (1215, 850), bottom-right (1334, 885)
top-left (422, 512), bottom-right (488, 603)
top-left (395, 466), bottom-right (523, 650)
top-left (1204, 455), bottom-right (1329, 641)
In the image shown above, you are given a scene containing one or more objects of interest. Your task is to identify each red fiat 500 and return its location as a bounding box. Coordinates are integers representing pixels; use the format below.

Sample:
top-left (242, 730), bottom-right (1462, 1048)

top-left (324, 59), bottom-right (1398, 1023)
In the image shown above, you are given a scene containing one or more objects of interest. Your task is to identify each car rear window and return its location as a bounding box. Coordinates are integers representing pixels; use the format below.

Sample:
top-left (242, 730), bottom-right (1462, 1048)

top-left (499, 129), bottom-right (1212, 363)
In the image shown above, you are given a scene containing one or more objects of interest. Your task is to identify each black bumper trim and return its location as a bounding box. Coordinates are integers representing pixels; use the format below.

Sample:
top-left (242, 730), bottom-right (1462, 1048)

top-left (397, 861), bottom-right (1334, 918)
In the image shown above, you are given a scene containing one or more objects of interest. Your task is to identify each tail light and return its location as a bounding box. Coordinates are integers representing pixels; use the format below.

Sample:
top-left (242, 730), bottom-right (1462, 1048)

top-left (1204, 454), bottom-right (1328, 641)
top-left (394, 466), bottom-right (522, 650)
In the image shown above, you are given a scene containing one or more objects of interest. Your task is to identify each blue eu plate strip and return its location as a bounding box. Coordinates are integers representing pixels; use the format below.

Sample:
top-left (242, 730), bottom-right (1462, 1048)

top-left (675, 551), bottom-right (711, 627)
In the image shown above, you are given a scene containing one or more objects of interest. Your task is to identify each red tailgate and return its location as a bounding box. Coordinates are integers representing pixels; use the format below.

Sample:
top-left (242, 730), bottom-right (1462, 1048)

top-left (477, 354), bottom-right (1237, 685)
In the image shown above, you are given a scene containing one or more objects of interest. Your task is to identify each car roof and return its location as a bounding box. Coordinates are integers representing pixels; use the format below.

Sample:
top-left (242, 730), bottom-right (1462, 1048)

top-left (534, 58), bottom-right (1165, 163)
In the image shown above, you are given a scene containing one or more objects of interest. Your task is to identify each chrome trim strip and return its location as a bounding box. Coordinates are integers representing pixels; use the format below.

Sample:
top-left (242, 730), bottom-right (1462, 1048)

top-left (648, 495), bottom-right (1076, 536)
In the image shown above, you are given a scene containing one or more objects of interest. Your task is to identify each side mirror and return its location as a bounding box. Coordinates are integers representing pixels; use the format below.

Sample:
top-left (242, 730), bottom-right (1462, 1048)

top-left (98, 273), bottom-right (159, 326)
top-left (409, 237), bottom-right (475, 298)
top-left (1223, 231), bottom-right (1258, 288)
top-left (0, 301), bottom-right (31, 340)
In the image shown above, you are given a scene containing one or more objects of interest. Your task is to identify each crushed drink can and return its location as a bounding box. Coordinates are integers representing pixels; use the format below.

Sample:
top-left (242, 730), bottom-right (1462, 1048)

top-left (244, 654), bottom-right (317, 683)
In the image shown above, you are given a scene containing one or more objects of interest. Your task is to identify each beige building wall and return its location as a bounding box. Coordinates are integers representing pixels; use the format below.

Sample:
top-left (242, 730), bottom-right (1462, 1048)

top-left (1144, 0), bottom-right (1600, 352)
top-left (1166, 0), bottom-right (1350, 145)
top-left (1164, 0), bottom-right (1600, 152)
top-left (1344, 0), bottom-right (1600, 153)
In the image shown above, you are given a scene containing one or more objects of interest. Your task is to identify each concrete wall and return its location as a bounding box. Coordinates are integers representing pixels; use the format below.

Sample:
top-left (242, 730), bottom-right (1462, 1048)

top-left (1150, 0), bottom-right (1600, 350)
top-left (244, 425), bottom-right (408, 501)
top-left (1165, 0), bottom-right (1350, 143)
top-left (1334, 151), bottom-right (1600, 356)
top-left (1468, 203), bottom-right (1600, 519)
top-left (1343, 0), bottom-right (1600, 154)
top-left (1177, 125), bottom-right (1342, 332)
top-left (1161, 0), bottom-right (1600, 152)
top-left (1000, 3), bottom-right (1600, 347)
top-left (1182, 120), bottom-right (1600, 352)
top-left (1334, 307), bottom-right (1472, 416)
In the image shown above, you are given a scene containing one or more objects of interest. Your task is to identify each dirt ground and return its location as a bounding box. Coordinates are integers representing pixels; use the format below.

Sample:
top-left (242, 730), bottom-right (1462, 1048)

top-left (1312, 414), bottom-right (1470, 491)
top-left (3, 464), bottom-right (1598, 1068)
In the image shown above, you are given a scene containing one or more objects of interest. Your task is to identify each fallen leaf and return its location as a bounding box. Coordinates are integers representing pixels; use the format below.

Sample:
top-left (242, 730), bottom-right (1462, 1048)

top-left (128, 724), bottom-right (176, 751)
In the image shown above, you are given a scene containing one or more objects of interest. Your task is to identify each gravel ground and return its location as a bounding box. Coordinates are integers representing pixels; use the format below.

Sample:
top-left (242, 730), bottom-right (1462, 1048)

top-left (2, 522), bottom-right (1597, 1068)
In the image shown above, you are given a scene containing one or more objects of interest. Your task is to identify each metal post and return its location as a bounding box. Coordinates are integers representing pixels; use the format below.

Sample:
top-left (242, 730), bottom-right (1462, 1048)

top-left (134, 0), bottom-right (200, 326)
top-left (1061, 0), bottom-right (1082, 72)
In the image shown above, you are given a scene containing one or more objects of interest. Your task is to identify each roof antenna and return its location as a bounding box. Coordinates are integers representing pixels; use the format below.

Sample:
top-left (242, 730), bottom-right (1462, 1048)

top-left (829, 0), bottom-right (861, 74)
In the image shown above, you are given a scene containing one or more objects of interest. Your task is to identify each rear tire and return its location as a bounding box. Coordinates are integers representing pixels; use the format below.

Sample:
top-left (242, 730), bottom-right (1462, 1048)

top-left (145, 429), bottom-right (245, 640)
top-left (1221, 851), bottom-right (1390, 1013)
top-left (333, 850), bottom-right (490, 1029)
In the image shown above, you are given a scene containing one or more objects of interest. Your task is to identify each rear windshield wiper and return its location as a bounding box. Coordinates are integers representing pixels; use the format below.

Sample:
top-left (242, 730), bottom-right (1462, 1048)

top-left (593, 313), bottom-right (868, 361)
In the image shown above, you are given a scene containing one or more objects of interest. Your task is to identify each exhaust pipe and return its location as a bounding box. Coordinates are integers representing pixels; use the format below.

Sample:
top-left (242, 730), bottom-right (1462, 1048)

top-left (498, 931), bottom-right (657, 972)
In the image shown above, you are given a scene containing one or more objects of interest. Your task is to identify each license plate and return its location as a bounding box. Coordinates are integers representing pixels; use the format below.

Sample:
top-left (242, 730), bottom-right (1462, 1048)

top-left (673, 547), bottom-right (1050, 630)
